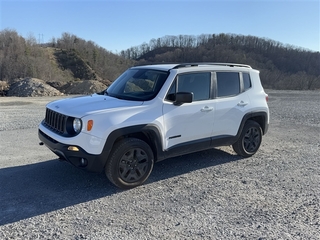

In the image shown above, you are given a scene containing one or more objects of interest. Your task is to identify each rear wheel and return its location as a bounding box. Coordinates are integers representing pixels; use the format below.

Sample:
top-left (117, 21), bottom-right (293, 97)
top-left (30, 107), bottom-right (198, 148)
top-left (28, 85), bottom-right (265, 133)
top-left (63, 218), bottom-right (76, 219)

top-left (232, 120), bottom-right (262, 157)
top-left (105, 138), bottom-right (154, 189)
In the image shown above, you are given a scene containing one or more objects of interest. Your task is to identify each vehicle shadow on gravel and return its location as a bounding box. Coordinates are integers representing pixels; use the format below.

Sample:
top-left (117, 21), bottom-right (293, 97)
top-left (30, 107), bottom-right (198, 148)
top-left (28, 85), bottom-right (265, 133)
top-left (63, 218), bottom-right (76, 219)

top-left (150, 147), bottom-right (241, 182)
top-left (0, 148), bottom-right (240, 225)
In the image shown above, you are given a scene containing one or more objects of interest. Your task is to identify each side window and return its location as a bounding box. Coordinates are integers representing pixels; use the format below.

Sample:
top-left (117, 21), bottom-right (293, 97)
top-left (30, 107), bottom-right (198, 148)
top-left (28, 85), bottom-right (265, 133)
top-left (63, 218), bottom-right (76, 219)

top-left (243, 72), bottom-right (252, 90)
top-left (177, 72), bottom-right (211, 101)
top-left (216, 72), bottom-right (240, 97)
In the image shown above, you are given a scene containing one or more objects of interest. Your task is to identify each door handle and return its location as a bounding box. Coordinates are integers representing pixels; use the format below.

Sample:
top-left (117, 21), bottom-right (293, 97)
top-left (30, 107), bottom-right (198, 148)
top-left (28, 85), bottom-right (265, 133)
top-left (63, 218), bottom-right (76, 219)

top-left (201, 106), bottom-right (214, 112)
top-left (237, 101), bottom-right (248, 106)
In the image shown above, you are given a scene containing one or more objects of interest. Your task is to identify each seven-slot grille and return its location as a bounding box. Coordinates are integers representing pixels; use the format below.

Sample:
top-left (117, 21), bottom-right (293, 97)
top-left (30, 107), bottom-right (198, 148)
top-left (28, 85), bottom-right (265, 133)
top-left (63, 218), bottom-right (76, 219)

top-left (44, 108), bottom-right (67, 134)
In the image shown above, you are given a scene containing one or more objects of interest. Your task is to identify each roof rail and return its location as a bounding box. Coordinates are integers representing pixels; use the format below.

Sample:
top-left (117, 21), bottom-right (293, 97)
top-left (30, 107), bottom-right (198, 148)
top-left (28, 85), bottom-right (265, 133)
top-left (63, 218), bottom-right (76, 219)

top-left (172, 62), bottom-right (252, 69)
top-left (133, 62), bottom-right (178, 67)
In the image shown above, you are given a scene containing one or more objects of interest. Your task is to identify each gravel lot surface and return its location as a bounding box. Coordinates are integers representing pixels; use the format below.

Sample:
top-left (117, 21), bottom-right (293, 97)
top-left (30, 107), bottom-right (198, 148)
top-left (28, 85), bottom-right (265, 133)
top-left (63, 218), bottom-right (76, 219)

top-left (0, 90), bottom-right (319, 239)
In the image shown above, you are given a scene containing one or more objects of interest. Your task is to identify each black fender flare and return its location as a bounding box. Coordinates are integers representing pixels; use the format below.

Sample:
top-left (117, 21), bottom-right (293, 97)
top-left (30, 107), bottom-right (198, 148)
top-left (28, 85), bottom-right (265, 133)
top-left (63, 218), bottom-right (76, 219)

top-left (100, 124), bottom-right (164, 167)
top-left (237, 111), bottom-right (269, 138)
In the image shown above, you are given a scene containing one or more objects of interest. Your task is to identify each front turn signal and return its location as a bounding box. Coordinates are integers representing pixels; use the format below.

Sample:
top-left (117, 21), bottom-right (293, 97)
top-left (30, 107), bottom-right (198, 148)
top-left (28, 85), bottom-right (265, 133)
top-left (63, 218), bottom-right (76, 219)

top-left (87, 120), bottom-right (93, 131)
top-left (68, 146), bottom-right (79, 151)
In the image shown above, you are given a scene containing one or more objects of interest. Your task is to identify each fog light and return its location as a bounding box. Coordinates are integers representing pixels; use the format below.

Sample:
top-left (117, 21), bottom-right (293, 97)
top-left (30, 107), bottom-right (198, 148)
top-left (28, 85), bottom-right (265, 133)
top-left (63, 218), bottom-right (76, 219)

top-left (80, 158), bottom-right (88, 167)
top-left (68, 146), bottom-right (79, 151)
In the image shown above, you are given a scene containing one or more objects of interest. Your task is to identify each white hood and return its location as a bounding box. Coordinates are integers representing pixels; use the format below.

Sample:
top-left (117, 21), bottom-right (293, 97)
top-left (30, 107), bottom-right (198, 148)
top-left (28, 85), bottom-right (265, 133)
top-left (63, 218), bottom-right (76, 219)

top-left (46, 94), bottom-right (143, 118)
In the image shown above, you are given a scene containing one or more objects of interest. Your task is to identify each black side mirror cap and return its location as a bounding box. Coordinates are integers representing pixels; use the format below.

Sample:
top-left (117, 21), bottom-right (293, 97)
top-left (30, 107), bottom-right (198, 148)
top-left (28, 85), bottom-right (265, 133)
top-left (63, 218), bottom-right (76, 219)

top-left (174, 92), bottom-right (193, 105)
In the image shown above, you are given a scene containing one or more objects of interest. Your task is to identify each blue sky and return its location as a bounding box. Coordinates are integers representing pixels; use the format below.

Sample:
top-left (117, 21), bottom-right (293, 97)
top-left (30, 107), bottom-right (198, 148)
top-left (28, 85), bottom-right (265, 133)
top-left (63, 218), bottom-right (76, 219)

top-left (1, 0), bottom-right (319, 53)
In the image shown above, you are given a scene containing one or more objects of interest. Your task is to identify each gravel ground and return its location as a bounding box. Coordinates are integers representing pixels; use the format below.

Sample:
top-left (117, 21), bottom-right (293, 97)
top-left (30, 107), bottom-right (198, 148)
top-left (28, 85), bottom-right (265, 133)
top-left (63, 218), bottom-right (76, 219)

top-left (0, 90), bottom-right (319, 239)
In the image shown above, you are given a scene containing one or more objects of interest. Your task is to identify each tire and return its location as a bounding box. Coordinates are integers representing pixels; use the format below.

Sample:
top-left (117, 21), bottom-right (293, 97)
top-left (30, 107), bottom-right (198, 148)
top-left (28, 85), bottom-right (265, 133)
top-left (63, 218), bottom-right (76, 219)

top-left (105, 138), bottom-right (154, 189)
top-left (232, 120), bottom-right (262, 157)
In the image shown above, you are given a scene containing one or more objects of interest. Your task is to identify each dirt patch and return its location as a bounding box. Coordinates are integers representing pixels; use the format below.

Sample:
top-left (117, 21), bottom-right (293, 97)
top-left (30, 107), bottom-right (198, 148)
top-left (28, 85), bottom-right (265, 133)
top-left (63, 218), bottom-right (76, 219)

top-left (0, 101), bottom-right (33, 106)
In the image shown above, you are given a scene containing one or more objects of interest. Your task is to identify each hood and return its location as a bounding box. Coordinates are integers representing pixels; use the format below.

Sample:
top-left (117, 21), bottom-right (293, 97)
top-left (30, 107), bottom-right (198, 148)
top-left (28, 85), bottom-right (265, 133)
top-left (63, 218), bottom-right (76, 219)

top-left (46, 94), bottom-right (143, 117)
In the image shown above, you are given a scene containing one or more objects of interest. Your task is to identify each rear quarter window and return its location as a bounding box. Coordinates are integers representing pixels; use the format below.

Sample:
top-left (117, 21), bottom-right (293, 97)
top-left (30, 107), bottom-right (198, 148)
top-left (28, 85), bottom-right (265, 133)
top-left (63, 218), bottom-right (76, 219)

top-left (243, 72), bottom-right (252, 90)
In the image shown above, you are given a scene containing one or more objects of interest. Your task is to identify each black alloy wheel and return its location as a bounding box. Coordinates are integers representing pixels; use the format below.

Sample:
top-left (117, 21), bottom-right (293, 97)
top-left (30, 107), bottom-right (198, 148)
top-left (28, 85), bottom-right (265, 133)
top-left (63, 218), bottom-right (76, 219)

top-left (232, 120), bottom-right (262, 157)
top-left (105, 138), bottom-right (154, 189)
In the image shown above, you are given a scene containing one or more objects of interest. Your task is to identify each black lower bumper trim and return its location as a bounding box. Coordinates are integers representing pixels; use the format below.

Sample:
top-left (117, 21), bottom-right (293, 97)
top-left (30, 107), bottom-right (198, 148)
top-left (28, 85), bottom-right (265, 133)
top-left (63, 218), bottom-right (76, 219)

top-left (38, 129), bottom-right (106, 173)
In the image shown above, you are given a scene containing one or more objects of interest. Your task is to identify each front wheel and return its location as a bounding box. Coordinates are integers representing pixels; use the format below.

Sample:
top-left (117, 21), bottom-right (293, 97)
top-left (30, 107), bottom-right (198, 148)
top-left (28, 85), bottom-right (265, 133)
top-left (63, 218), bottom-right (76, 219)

top-left (232, 120), bottom-right (262, 157)
top-left (105, 138), bottom-right (154, 189)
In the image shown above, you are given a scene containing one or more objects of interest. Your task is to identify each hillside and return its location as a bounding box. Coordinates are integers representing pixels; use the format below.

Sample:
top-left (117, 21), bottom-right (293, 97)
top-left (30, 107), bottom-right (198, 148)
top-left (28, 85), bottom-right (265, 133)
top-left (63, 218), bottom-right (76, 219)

top-left (0, 30), bottom-right (319, 96)
top-left (0, 45), bottom-right (114, 96)
top-left (0, 30), bottom-right (134, 96)
top-left (121, 34), bottom-right (320, 90)
top-left (53, 48), bottom-right (102, 81)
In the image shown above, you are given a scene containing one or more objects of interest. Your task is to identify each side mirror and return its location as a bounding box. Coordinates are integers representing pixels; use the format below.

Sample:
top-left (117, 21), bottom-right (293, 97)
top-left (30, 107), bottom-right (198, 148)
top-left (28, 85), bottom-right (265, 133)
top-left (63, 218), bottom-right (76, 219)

top-left (174, 92), bottom-right (193, 105)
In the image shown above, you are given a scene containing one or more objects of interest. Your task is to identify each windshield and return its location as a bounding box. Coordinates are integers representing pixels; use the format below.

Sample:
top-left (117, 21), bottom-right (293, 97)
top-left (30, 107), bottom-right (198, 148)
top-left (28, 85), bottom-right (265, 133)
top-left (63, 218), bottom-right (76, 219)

top-left (106, 68), bottom-right (169, 101)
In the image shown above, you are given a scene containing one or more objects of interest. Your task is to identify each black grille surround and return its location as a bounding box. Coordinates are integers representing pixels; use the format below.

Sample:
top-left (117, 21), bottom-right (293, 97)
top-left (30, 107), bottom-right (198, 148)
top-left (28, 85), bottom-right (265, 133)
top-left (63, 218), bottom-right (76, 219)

top-left (43, 108), bottom-right (79, 137)
top-left (44, 108), bottom-right (66, 134)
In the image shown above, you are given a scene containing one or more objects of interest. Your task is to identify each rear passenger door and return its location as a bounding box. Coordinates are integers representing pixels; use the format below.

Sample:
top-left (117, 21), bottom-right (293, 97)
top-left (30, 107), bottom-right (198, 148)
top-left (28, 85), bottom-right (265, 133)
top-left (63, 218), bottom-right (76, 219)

top-left (212, 72), bottom-right (251, 137)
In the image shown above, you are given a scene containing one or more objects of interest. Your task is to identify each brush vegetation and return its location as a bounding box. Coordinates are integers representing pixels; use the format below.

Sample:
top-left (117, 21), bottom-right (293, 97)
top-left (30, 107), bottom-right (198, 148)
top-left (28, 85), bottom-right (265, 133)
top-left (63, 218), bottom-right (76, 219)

top-left (1, 29), bottom-right (319, 94)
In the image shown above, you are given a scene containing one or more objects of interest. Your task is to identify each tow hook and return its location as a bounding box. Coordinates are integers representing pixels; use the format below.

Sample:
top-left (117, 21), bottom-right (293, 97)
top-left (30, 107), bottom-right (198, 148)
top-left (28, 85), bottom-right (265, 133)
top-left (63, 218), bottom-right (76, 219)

top-left (39, 142), bottom-right (44, 146)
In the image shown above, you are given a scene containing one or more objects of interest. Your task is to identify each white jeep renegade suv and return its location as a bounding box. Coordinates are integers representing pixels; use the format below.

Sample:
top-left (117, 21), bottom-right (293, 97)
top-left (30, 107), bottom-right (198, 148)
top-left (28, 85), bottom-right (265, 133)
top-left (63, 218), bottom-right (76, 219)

top-left (39, 63), bottom-right (269, 189)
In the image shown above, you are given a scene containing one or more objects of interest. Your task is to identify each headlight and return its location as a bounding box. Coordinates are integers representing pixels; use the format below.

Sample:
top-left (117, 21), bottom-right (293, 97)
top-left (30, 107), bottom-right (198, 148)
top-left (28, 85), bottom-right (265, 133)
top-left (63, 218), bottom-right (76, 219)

top-left (73, 118), bottom-right (82, 133)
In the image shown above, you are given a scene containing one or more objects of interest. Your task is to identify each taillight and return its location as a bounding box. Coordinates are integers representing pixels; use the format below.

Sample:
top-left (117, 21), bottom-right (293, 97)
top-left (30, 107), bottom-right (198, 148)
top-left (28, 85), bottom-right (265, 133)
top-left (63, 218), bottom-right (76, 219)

top-left (265, 94), bottom-right (269, 102)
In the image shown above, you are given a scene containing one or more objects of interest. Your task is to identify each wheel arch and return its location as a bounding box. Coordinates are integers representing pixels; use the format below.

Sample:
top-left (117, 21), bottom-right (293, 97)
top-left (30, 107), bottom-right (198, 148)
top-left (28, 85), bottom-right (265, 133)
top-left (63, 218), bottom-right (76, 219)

top-left (250, 114), bottom-right (268, 134)
top-left (238, 111), bottom-right (269, 137)
top-left (101, 124), bottom-right (164, 168)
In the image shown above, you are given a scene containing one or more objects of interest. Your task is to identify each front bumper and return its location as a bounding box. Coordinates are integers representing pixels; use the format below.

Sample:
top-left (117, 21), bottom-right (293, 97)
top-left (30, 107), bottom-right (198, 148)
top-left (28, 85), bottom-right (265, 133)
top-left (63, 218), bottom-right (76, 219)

top-left (38, 129), bottom-right (106, 173)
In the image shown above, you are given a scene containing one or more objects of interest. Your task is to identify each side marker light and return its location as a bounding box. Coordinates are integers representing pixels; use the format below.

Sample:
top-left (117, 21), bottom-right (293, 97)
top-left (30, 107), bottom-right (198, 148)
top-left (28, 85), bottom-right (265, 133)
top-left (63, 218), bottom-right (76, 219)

top-left (87, 120), bottom-right (93, 131)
